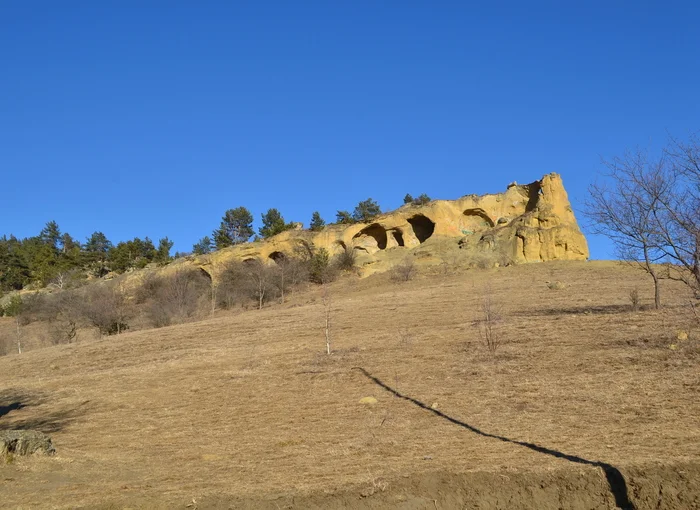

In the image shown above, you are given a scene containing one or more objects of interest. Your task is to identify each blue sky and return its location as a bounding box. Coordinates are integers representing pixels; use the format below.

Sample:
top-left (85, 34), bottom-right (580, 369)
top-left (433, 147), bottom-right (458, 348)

top-left (2, 2), bottom-right (698, 258)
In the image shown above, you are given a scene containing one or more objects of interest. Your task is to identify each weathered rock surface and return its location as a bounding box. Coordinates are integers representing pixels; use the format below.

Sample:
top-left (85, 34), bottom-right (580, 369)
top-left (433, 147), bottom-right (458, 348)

top-left (185, 173), bottom-right (588, 279)
top-left (0, 430), bottom-right (56, 457)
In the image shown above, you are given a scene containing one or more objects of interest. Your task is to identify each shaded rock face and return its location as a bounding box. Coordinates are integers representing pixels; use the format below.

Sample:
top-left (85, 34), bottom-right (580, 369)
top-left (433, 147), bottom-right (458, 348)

top-left (192, 173), bottom-right (588, 278)
top-left (0, 430), bottom-right (56, 457)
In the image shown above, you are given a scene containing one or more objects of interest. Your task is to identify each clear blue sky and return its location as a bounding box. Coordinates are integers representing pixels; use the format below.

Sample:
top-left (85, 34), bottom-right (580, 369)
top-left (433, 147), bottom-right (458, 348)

top-left (2, 2), bottom-right (699, 259)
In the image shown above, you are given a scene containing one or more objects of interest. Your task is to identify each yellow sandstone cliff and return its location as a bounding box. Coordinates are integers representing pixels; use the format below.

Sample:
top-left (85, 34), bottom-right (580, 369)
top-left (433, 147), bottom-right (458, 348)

top-left (188, 173), bottom-right (588, 279)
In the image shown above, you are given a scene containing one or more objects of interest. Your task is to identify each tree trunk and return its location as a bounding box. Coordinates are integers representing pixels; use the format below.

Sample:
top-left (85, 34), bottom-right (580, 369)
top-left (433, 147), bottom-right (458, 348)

top-left (651, 269), bottom-right (661, 309)
top-left (15, 317), bottom-right (22, 354)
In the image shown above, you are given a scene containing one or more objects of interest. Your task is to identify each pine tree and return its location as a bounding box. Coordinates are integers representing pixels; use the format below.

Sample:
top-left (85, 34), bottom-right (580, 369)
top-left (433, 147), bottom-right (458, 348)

top-left (40, 221), bottom-right (61, 249)
top-left (352, 198), bottom-right (381, 222)
top-left (403, 193), bottom-right (414, 204)
top-left (192, 236), bottom-right (213, 255)
top-left (335, 210), bottom-right (354, 225)
top-left (309, 211), bottom-right (325, 231)
top-left (213, 207), bottom-right (254, 248)
top-left (155, 237), bottom-right (174, 266)
top-left (259, 208), bottom-right (294, 238)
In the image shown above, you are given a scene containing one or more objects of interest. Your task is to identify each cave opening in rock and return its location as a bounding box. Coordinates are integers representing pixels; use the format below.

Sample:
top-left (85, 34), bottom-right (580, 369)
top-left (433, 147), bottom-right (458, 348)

top-left (407, 215), bottom-right (435, 243)
top-left (353, 223), bottom-right (388, 250)
top-left (268, 251), bottom-right (286, 263)
top-left (462, 208), bottom-right (495, 230)
top-left (392, 230), bottom-right (405, 247)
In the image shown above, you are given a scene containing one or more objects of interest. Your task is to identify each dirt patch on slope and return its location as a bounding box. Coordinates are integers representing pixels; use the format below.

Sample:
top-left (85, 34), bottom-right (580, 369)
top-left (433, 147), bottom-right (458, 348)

top-left (197, 463), bottom-right (700, 509)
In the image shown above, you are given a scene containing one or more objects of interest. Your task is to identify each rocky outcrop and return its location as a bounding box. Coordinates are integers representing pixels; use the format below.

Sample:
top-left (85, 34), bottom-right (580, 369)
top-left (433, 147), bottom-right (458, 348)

top-left (190, 173), bottom-right (588, 278)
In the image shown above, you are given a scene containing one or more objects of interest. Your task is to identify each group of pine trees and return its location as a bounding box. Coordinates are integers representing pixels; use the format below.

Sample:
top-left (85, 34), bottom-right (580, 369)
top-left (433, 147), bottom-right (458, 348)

top-left (1, 193), bottom-right (432, 293)
top-left (0, 221), bottom-right (173, 292)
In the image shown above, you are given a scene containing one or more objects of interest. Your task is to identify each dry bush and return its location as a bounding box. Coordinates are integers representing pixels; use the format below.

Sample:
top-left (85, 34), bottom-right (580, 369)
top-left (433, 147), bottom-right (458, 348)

top-left (390, 258), bottom-right (417, 282)
top-left (473, 285), bottom-right (502, 355)
top-left (629, 288), bottom-right (641, 311)
top-left (37, 290), bottom-right (84, 344)
top-left (82, 283), bottom-right (133, 336)
top-left (138, 268), bottom-right (210, 327)
top-left (334, 248), bottom-right (357, 272)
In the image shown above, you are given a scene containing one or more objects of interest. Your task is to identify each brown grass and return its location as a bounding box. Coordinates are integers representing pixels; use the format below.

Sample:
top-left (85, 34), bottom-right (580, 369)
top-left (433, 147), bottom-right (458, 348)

top-left (0, 261), bottom-right (699, 508)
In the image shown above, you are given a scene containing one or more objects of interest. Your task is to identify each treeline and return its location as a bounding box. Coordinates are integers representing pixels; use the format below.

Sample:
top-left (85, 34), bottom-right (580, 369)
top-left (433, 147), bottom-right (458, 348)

top-left (0, 222), bottom-right (174, 292)
top-left (1, 193), bottom-right (432, 293)
top-left (0, 244), bottom-right (357, 354)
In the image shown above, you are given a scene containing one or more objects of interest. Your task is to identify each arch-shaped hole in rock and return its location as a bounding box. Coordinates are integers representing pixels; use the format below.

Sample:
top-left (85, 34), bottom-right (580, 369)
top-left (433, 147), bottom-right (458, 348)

top-left (407, 215), bottom-right (435, 243)
top-left (463, 208), bottom-right (495, 230)
top-left (392, 230), bottom-right (405, 247)
top-left (242, 258), bottom-right (257, 265)
top-left (268, 251), bottom-right (286, 263)
top-left (353, 223), bottom-right (388, 250)
top-left (198, 267), bottom-right (213, 282)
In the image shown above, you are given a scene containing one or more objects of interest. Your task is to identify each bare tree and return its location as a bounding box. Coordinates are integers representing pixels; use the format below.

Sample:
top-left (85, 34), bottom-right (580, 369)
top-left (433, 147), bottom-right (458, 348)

top-left (474, 284), bottom-right (501, 355)
top-left (322, 283), bottom-right (332, 355)
top-left (586, 149), bottom-right (672, 308)
top-left (587, 135), bottom-right (700, 306)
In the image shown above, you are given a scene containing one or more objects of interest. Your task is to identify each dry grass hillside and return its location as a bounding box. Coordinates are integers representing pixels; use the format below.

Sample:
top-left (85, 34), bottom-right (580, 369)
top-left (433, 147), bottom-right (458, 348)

top-left (1, 261), bottom-right (699, 509)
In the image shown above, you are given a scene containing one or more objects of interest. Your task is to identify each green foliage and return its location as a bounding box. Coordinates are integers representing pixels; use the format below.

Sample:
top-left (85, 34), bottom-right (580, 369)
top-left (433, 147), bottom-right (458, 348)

top-left (309, 248), bottom-right (335, 284)
top-left (309, 211), bottom-right (325, 231)
top-left (108, 237), bottom-right (156, 273)
top-left (335, 210), bottom-right (355, 225)
top-left (192, 236), bottom-right (213, 255)
top-left (414, 193), bottom-right (431, 205)
top-left (352, 198), bottom-right (381, 223)
top-left (3, 295), bottom-right (23, 317)
top-left (0, 236), bottom-right (31, 291)
top-left (213, 207), bottom-right (254, 248)
top-left (40, 221), bottom-right (61, 249)
top-left (403, 193), bottom-right (431, 206)
top-left (84, 232), bottom-right (112, 277)
top-left (155, 237), bottom-right (174, 266)
top-left (259, 208), bottom-right (294, 238)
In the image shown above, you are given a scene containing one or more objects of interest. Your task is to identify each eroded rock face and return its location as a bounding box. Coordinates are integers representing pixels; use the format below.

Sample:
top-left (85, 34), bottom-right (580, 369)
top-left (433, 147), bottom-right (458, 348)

top-left (0, 430), bottom-right (56, 457)
top-left (192, 173), bottom-right (588, 278)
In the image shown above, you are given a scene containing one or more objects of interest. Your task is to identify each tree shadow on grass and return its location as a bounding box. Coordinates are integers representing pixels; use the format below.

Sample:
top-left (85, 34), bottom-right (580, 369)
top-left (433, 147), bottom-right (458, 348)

top-left (353, 367), bottom-right (636, 510)
top-left (514, 304), bottom-right (633, 317)
top-left (0, 388), bottom-right (88, 434)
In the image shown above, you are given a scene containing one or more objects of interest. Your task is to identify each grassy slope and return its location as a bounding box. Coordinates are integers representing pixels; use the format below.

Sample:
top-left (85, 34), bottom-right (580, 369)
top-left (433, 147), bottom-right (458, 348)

top-left (0, 261), bottom-right (699, 508)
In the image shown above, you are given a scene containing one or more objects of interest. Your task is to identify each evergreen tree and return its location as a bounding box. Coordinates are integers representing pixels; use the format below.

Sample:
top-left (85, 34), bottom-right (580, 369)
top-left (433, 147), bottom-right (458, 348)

top-left (352, 198), bottom-right (381, 222)
top-left (84, 231), bottom-right (112, 277)
top-left (335, 210), bottom-right (354, 225)
top-left (259, 208), bottom-right (293, 238)
top-left (192, 236), bottom-right (213, 255)
top-left (155, 237), bottom-right (174, 266)
top-left (40, 221), bottom-right (61, 249)
top-left (213, 207), bottom-right (254, 248)
top-left (0, 236), bottom-right (30, 291)
top-left (414, 193), bottom-right (431, 205)
top-left (403, 193), bottom-right (414, 205)
top-left (309, 211), bottom-right (325, 231)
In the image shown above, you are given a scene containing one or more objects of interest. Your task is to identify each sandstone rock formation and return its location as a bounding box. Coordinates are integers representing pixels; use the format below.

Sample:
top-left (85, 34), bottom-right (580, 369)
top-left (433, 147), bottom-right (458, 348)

top-left (191, 173), bottom-right (588, 278)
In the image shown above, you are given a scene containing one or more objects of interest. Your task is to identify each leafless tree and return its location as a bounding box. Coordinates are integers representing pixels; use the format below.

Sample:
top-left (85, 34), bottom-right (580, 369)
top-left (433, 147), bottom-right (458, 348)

top-left (83, 282), bottom-right (133, 336)
top-left (586, 148), bottom-right (673, 308)
top-left (588, 135), bottom-right (700, 306)
top-left (322, 283), bottom-right (332, 355)
top-left (474, 284), bottom-right (501, 354)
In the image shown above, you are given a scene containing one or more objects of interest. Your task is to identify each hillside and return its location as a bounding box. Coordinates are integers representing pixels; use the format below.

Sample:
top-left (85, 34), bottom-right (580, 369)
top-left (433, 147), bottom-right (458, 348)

top-left (0, 260), bottom-right (698, 509)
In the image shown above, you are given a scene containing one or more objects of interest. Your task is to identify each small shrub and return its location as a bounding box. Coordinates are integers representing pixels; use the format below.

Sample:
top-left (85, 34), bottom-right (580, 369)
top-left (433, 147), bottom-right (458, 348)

top-left (309, 248), bottom-right (336, 284)
top-left (391, 258), bottom-right (417, 282)
top-left (334, 248), bottom-right (357, 272)
top-left (547, 281), bottom-right (566, 290)
top-left (629, 288), bottom-right (640, 311)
